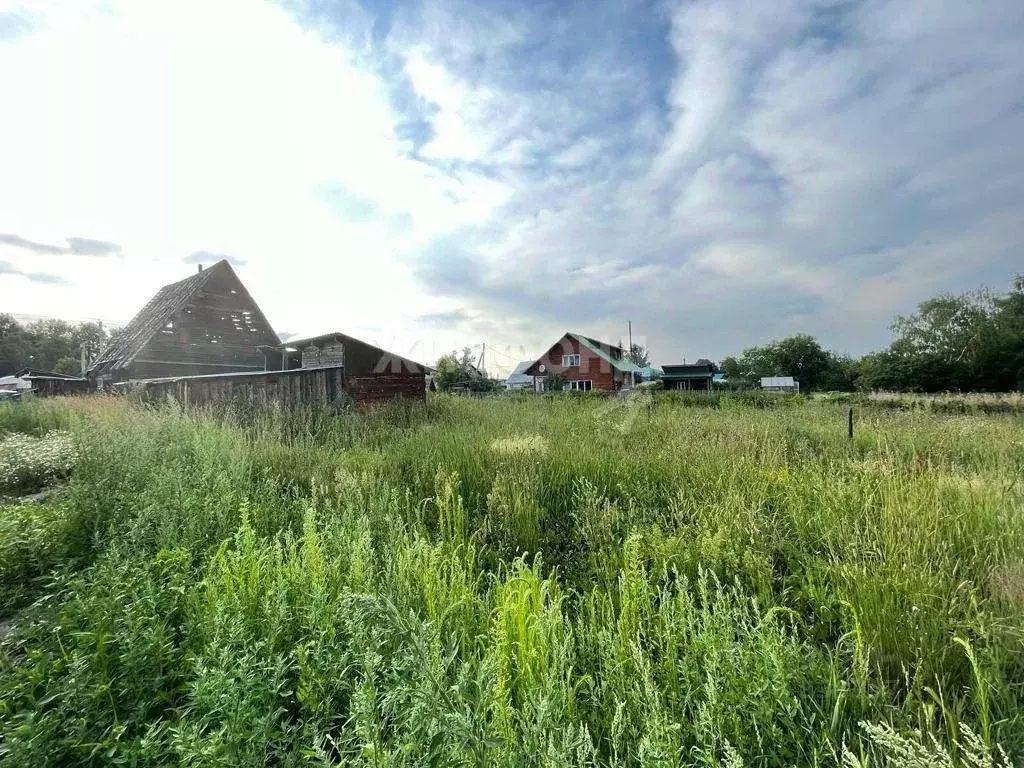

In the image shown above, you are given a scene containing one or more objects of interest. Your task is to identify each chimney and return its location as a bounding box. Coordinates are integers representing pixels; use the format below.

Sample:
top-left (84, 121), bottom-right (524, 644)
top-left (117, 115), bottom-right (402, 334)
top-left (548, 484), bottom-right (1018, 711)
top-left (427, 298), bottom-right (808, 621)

top-left (197, 264), bottom-right (203, 273)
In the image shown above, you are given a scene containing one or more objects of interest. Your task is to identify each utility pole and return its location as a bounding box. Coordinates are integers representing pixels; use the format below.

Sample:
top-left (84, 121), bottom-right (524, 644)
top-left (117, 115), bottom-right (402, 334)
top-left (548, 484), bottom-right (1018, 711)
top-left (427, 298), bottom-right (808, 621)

top-left (481, 342), bottom-right (486, 378)
top-left (627, 320), bottom-right (634, 388)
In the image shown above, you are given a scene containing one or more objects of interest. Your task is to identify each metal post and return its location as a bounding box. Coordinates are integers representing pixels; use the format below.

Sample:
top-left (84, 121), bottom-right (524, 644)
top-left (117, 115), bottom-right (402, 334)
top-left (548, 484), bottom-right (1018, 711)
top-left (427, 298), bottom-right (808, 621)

top-left (848, 407), bottom-right (854, 440)
top-left (627, 320), bottom-right (634, 388)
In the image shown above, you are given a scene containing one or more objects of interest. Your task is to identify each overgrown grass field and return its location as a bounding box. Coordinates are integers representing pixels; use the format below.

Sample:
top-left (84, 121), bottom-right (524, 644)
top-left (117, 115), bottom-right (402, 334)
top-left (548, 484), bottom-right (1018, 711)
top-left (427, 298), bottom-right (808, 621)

top-left (0, 393), bottom-right (1022, 767)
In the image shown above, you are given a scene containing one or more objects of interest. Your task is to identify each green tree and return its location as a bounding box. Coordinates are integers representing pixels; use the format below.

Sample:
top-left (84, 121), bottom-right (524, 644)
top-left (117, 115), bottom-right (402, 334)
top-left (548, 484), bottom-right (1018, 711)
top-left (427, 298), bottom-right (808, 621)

top-left (727, 334), bottom-right (839, 392)
top-left (433, 347), bottom-right (481, 392)
top-left (0, 314), bottom-right (112, 376)
top-left (860, 278), bottom-right (1024, 392)
top-left (627, 343), bottom-right (650, 368)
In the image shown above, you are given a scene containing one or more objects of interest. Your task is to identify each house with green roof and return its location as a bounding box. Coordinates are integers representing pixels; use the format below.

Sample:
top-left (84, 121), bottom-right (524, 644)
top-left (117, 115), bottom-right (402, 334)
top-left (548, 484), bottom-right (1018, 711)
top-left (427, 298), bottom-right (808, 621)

top-left (661, 363), bottom-right (716, 390)
top-left (524, 332), bottom-right (642, 392)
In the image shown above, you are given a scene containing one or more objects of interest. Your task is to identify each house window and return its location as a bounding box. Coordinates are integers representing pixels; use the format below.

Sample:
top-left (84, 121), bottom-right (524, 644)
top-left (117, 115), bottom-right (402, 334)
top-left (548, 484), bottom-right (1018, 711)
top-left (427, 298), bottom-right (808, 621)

top-left (564, 380), bottom-right (592, 392)
top-left (562, 354), bottom-right (580, 367)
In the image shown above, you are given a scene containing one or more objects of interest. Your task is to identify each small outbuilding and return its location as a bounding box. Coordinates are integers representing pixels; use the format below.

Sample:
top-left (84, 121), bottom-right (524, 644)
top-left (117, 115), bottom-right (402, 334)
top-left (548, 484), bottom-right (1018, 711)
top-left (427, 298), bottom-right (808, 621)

top-left (262, 332), bottom-right (428, 406)
top-left (661, 363), bottom-right (716, 391)
top-left (760, 376), bottom-right (800, 393)
top-left (10, 368), bottom-right (89, 397)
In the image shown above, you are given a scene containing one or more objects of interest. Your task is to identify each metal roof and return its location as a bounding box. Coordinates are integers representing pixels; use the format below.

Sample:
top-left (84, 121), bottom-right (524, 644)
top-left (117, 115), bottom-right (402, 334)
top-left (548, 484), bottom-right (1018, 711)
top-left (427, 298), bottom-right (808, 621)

top-left (0, 375), bottom-right (32, 391)
top-left (639, 366), bottom-right (663, 379)
top-left (277, 332), bottom-right (345, 350)
top-left (662, 363), bottom-right (715, 380)
top-left (505, 361), bottom-right (534, 386)
top-left (566, 333), bottom-right (643, 375)
top-left (15, 367), bottom-right (86, 380)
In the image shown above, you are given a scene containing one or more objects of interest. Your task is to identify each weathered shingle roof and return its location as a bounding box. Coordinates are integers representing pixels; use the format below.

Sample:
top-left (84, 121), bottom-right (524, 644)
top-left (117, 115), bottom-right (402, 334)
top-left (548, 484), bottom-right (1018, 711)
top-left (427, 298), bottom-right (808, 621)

top-left (89, 266), bottom-right (220, 376)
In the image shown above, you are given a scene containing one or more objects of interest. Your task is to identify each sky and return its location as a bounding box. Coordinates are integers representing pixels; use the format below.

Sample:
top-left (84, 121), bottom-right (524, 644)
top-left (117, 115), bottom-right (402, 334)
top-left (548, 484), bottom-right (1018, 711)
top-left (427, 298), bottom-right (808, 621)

top-left (1, 0), bottom-right (1022, 376)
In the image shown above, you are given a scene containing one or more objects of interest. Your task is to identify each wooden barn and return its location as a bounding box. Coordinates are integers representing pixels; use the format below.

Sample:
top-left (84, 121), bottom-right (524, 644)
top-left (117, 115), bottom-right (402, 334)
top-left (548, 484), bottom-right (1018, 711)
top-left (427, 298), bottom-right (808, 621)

top-left (133, 332), bottom-right (428, 409)
top-left (87, 260), bottom-right (280, 387)
top-left (262, 332), bottom-right (428, 406)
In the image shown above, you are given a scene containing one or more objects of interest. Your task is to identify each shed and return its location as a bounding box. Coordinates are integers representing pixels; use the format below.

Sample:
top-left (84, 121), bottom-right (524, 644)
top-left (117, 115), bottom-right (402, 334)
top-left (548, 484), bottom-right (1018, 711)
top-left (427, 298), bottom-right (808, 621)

top-left (760, 376), bottom-right (799, 392)
top-left (14, 368), bottom-right (89, 397)
top-left (661, 363), bottom-right (716, 391)
top-left (262, 331), bottom-right (428, 406)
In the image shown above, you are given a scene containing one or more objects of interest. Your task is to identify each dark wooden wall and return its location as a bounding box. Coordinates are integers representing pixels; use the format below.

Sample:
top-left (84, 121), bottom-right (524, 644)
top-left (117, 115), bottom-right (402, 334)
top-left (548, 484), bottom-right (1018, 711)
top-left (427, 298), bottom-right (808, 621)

top-left (140, 368), bottom-right (345, 408)
top-left (132, 268), bottom-right (279, 379)
top-left (138, 367), bottom-right (425, 409)
top-left (26, 378), bottom-right (90, 397)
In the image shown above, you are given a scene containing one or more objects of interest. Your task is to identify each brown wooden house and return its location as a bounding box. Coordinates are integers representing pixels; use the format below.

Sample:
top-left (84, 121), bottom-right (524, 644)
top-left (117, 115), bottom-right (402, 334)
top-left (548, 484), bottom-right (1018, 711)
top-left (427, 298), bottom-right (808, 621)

top-left (524, 332), bottom-right (643, 392)
top-left (262, 332), bottom-right (428, 406)
top-left (133, 331), bottom-right (428, 408)
top-left (87, 260), bottom-right (280, 387)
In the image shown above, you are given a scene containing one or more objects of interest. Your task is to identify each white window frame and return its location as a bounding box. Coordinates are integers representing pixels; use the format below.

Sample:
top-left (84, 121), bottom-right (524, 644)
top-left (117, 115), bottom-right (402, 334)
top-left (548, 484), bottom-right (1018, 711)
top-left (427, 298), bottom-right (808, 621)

top-left (562, 354), bottom-right (580, 367)
top-left (563, 379), bottom-right (593, 392)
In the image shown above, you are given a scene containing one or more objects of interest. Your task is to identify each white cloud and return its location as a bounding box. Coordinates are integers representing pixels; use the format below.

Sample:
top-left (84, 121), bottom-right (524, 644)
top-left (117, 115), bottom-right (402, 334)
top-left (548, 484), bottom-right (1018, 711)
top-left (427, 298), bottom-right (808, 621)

top-left (2, 0), bottom-right (1022, 371)
top-left (0, 0), bottom-right (511, 360)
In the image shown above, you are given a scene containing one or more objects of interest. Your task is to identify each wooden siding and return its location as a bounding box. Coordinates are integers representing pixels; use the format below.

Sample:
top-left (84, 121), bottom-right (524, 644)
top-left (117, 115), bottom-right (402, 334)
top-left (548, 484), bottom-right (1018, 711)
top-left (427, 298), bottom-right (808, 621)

top-left (135, 366), bottom-right (425, 409)
top-left (89, 260), bottom-right (280, 385)
top-left (132, 267), bottom-right (278, 379)
top-left (138, 368), bottom-right (346, 408)
top-left (24, 377), bottom-right (90, 397)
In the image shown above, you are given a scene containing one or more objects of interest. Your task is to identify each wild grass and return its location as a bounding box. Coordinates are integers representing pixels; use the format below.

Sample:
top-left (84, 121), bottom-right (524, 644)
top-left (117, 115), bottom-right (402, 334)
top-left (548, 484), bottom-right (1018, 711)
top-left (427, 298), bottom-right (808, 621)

top-left (820, 391), bottom-right (1024, 416)
top-left (0, 394), bottom-right (1022, 766)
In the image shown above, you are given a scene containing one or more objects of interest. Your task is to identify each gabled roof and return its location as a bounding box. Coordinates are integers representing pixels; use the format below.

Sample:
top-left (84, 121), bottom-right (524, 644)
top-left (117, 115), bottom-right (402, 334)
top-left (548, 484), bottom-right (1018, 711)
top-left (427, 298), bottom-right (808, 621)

top-left (566, 332), bottom-right (643, 375)
top-left (524, 331), bottom-right (643, 377)
top-left (505, 360), bottom-right (534, 386)
top-left (275, 331), bottom-right (430, 374)
top-left (662, 363), bottom-right (716, 379)
top-left (88, 260), bottom-right (277, 376)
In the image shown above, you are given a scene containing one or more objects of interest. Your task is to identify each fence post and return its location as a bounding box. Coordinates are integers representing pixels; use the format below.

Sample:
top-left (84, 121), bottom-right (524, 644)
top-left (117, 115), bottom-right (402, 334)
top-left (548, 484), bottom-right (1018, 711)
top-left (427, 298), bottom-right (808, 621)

top-left (848, 407), bottom-right (854, 440)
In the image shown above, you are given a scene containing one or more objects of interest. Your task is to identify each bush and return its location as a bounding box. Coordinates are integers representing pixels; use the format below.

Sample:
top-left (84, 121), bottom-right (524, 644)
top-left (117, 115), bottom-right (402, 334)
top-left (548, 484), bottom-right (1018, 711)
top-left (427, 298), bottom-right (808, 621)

top-left (0, 431), bottom-right (78, 496)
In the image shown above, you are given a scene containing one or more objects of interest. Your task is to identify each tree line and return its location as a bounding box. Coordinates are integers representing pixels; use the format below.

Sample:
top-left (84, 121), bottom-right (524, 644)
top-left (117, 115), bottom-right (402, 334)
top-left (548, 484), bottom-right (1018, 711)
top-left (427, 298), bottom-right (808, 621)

top-left (721, 274), bottom-right (1024, 392)
top-left (0, 315), bottom-right (112, 376)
